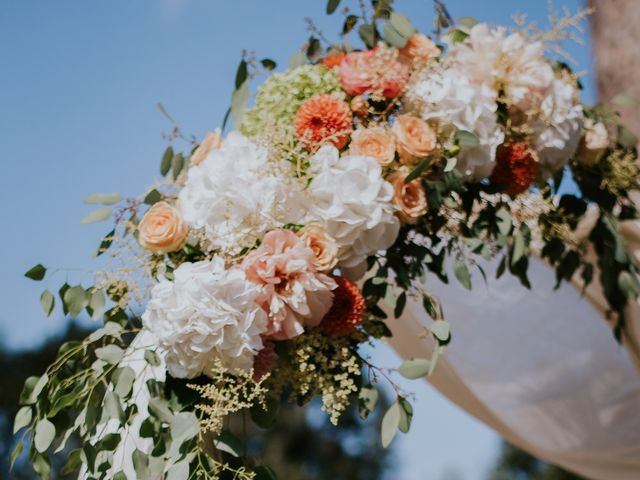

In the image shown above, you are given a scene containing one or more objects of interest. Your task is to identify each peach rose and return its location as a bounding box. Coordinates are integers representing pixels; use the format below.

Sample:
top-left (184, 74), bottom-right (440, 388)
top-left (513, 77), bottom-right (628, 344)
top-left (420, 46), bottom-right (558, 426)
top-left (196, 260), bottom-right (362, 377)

top-left (339, 50), bottom-right (375, 96)
top-left (297, 224), bottom-right (339, 272)
top-left (399, 34), bottom-right (440, 64)
top-left (392, 114), bottom-right (437, 164)
top-left (387, 168), bottom-right (428, 223)
top-left (242, 229), bottom-right (336, 340)
top-left (191, 129), bottom-right (223, 166)
top-left (350, 95), bottom-right (369, 118)
top-left (339, 48), bottom-right (409, 99)
top-left (138, 201), bottom-right (188, 254)
top-left (349, 127), bottom-right (396, 166)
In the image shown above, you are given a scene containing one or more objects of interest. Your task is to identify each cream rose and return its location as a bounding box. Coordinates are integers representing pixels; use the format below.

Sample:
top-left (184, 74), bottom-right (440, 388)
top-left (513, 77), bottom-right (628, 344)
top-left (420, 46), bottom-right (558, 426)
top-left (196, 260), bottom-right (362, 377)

top-left (399, 34), bottom-right (440, 64)
top-left (138, 201), bottom-right (188, 254)
top-left (191, 129), bottom-right (223, 166)
top-left (387, 168), bottom-right (428, 223)
top-left (349, 127), bottom-right (396, 166)
top-left (298, 224), bottom-right (339, 272)
top-left (392, 114), bottom-right (437, 164)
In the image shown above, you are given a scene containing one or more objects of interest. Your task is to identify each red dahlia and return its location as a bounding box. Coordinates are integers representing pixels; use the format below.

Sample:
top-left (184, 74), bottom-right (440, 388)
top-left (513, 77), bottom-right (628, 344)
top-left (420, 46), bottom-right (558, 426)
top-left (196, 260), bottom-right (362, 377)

top-left (490, 142), bottom-right (538, 196)
top-left (253, 340), bottom-right (278, 381)
top-left (321, 276), bottom-right (366, 337)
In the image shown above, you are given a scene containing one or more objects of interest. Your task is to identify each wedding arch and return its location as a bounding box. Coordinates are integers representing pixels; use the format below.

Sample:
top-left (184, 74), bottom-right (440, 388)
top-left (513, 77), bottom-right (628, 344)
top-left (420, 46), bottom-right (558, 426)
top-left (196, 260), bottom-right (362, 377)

top-left (14, 1), bottom-right (640, 479)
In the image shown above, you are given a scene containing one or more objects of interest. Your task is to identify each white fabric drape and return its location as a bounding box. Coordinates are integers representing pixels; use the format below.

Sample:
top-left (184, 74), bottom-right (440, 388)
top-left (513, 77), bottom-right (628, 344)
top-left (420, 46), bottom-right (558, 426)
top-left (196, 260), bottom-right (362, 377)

top-left (388, 256), bottom-right (640, 480)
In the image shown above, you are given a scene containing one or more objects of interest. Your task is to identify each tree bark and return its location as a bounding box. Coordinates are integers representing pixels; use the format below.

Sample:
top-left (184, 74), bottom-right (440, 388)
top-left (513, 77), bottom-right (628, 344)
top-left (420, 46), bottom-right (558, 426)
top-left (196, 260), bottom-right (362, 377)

top-left (589, 0), bottom-right (640, 136)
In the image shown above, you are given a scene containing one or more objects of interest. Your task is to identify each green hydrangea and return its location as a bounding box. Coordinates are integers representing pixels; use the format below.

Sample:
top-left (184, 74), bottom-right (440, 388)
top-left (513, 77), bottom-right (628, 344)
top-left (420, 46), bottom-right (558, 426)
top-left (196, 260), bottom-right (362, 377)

top-left (240, 64), bottom-right (345, 137)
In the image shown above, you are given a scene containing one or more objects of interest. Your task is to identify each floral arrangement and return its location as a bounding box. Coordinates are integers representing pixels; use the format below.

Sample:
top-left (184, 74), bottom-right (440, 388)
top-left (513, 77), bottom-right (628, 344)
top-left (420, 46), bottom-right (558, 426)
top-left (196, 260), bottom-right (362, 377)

top-left (14, 1), bottom-right (640, 479)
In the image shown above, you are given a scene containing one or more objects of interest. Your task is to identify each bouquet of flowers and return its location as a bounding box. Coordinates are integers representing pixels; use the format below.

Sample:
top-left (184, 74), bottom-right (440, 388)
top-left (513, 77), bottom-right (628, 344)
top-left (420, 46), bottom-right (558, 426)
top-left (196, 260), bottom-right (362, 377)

top-left (15, 1), bottom-right (640, 479)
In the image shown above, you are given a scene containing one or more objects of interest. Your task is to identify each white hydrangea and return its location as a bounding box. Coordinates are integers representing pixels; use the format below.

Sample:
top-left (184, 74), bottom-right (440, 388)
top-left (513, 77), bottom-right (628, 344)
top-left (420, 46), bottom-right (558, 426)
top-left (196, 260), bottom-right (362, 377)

top-left (407, 68), bottom-right (504, 181)
top-left (307, 145), bottom-right (399, 270)
top-left (531, 77), bottom-right (584, 175)
top-left (448, 23), bottom-right (555, 111)
top-left (141, 258), bottom-right (267, 378)
top-left (178, 132), bottom-right (307, 254)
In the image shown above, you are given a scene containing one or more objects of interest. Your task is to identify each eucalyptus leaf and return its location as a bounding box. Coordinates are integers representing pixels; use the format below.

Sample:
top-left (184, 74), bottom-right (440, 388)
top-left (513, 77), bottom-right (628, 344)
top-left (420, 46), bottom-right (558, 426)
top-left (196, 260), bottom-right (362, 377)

top-left (167, 461), bottom-right (190, 480)
top-left (444, 156), bottom-right (457, 172)
top-left (171, 411), bottom-right (199, 444)
top-left (404, 157), bottom-right (430, 183)
top-left (95, 344), bottom-right (124, 364)
top-left (235, 59), bottom-right (248, 89)
top-left (88, 290), bottom-right (106, 320)
top-left (260, 58), bottom-right (277, 71)
top-left (172, 152), bottom-right (185, 179)
top-left (34, 418), bottom-right (56, 453)
top-left (84, 193), bottom-right (121, 205)
top-left (25, 263), bottom-right (46, 280)
top-left (64, 285), bottom-right (89, 317)
top-left (512, 230), bottom-right (526, 266)
top-left (359, 24), bottom-right (377, 48)
top-left (383, 23), bottom-right (408, 48)
top-left (132, 449), bottom-right (149, 480)
top-left (148, 397), bottom-right (174, 423)
top-left (160, 146), bottom-right (174, 176)
top-left (496, 208), bottom-right (512, 236)
top-left (113, 366), bottom-right (136, 398)
top-left (398, 397), bottom-right (413, 433)
top-left (398, 358), bottom-right (431, 379)
top-left (358, 385), bottom-right (379, 419)
top-left (231, 80), bottom-right (250, 126)
top-left (144, 189), bottom-right (162, 205)
top-left (431, 320), bottom-right (451, 341)
top-left (453, 258), bottom-right (471, 289)
top-left (454, 129), bottom-right (480, 147)
top-left (40, 289), bottom-right (55, 317)
top-left (326, 0), bottom-right (340, 14)
top-left (144, 349), bottom-right (162, 367)
top-left (81, 207), bottom-right (114, 225)
top-left (381, 402), bottom-right (400, 448)
top-left (13, 406), bottom-right (32, 434)
top-left (389, 12), bottom-right (415, 38)
top-left (213, 430), bottom-right (242, 457)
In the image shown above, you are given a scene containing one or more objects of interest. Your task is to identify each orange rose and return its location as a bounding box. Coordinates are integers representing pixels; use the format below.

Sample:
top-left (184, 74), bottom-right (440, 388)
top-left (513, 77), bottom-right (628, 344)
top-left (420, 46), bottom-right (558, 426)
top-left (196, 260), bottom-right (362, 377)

top-left (350, 127), bottom-right (396, 166)
top-left (297, 224), bottom-right (338, 272)
top-left (191, 129), bottom-right (222, 166)
top-left (392, 114), bottom-right (437, 164)
top-left (387, 168), bottom-right (428, 223)
top-left (322, 51), bottom-right (346, 69)
top-left (138, 201), bottom-right (188, 254)
top-left (399, 34), bottom-right (440, 64)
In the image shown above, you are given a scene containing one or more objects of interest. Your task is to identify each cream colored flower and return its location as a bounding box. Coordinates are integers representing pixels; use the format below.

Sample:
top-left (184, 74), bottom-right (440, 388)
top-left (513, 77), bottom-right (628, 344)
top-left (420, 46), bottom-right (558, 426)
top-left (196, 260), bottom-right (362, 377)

top-left (349, 126), bottom-right (396, 166)
top-left (387, 167), bottom-right (428, 223)
top-left (298, 224), bottom-right (339, 272)
top-left (392, 114), bottom-right (437, 164)
top-left (138, 201), bottom-right (188, 254)
top-left (191, 129), bottom-right (222, 166)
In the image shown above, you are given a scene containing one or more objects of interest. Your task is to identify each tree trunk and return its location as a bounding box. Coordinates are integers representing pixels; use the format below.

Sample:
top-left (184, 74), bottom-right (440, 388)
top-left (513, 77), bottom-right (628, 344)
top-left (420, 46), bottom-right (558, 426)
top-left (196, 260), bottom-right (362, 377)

top-left (589, 0), bottom-right (640, 136)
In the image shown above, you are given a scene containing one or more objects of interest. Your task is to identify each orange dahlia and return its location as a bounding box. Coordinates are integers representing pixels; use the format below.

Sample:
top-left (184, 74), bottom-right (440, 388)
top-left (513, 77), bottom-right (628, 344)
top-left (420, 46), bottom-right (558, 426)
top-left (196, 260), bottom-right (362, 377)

top-left (322, 51), bottom-right (346, 69)
top-left (294, 94), bottom-right (352, 150)
top-left (490, 142), bottom-right (538, 196)
top-left (321, 276), bottom-right (366, 337)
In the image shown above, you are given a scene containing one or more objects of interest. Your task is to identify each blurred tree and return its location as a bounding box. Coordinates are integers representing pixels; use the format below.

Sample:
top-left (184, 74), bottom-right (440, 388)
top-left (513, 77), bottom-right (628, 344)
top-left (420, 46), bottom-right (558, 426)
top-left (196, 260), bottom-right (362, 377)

top-left (0, 323), bottom-right (392, 479)
top-left (488, 442), bottom-right (584, 480)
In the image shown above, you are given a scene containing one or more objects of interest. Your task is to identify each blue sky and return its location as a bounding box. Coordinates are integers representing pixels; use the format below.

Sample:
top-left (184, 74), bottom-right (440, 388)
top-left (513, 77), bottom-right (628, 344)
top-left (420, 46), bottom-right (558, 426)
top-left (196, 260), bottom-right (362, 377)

top-left (0, 1), bottom-right (594, 478)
